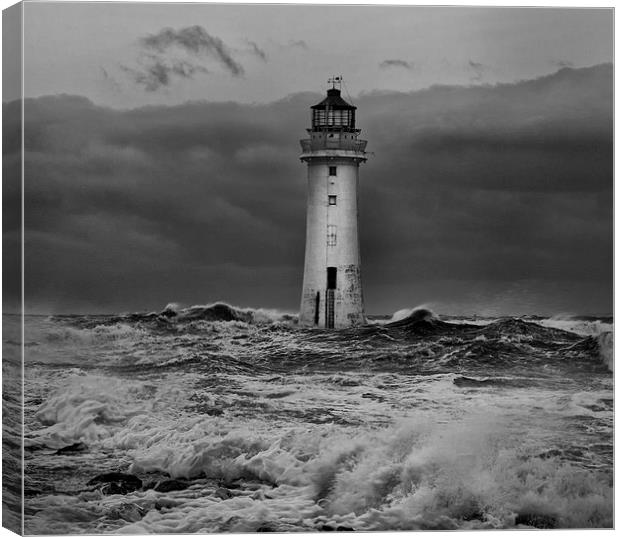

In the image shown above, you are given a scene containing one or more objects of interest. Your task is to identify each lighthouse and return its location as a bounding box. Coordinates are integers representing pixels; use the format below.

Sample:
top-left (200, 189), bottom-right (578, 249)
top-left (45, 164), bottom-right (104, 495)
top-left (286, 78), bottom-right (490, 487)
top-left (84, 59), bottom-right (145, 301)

top-left (299, 77), bottom-right (368, 329)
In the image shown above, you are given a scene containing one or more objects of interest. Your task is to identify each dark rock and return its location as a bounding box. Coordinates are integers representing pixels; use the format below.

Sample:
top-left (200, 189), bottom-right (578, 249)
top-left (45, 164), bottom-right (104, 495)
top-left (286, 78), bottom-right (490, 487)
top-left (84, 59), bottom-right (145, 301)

top-left (256, 526), bottom-right (275, 532)
top-left (119, 503), bottom-right (145, 523)
top-left (55, 442), bottom-right (88, 455)
top-left (108, 502), bottom-right (146, 523)
top-left (515, 512), bottom-right (558, 529)
top-left (215, 487), bottom-right (233, 499)
top-left (336, 526), bottom-right (355, 531)
top-left (154, 479), bottom-right (190, 492)
top-left (319, 525), bottom-right (335, 531)
top-left (142, 480), bottom-right (158, 491)
top-left (461, 510), bottom-right (485, 521)
top-left (106, 503), bottom-right (146, 522)
top-left (86, 472), bottom-right (142, 495)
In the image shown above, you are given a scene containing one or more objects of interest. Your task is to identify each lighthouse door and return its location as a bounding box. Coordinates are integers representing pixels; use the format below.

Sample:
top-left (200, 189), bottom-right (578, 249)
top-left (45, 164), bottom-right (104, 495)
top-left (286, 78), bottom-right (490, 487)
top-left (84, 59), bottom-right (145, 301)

top-left (326, 267), bottom-right (337, 329)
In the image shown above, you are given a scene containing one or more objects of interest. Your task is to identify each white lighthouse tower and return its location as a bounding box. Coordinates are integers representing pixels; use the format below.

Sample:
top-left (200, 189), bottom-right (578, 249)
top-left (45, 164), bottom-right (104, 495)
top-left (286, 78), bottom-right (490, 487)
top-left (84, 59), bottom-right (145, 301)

top-left (299, 77), bottom-right (368, 329)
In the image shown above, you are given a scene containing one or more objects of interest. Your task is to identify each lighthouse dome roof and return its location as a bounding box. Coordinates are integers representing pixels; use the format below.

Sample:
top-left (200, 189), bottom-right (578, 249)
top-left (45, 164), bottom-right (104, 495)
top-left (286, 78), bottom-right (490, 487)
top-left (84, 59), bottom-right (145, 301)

top-left (311, 88), bottom-right (356, 111)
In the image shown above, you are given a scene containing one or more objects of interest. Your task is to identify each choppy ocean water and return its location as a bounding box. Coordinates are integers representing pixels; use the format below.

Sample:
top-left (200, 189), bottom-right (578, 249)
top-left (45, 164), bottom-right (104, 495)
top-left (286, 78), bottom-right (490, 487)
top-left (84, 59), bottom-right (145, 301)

top-left (2, 305), bottom-right (614, 533)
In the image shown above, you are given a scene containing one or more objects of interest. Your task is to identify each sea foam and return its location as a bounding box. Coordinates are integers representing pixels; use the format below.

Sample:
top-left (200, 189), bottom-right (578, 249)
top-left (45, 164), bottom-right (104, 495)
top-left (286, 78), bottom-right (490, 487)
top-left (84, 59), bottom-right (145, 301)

top-left (115, 416), bottom-right (614, 531)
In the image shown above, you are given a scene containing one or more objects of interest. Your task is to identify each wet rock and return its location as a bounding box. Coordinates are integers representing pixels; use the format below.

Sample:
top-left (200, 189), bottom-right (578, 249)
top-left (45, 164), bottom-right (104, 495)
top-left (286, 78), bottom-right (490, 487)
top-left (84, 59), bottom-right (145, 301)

top-left (215, 487), bottom-right (234, 499)
top-left (515, 512), bottom-right (558, 529)
top-left (461, 510), bottom-right (485, 522)
top-left (86, 472), bottom-right (142, 495)
top-left (55, 442), bottom-right (88, 455)
top-left (336, 526), bottom-right (355, 531)
top-left (256, 525), bottom-right (275, 532)
top-left (250, 489), bottom-right (266, 500)
top-left (107, 502), bottom-right (146, 523)
top-left (142, 480), bottom-right (158, 491)
top-left (154, 479), bottom-right (190, 492)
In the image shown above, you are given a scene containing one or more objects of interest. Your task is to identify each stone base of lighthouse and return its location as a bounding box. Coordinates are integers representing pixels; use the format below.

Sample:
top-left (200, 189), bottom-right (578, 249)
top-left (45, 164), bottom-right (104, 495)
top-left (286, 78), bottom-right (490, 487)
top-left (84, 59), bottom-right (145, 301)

top-left (299, 154), bottom-right (365, 329)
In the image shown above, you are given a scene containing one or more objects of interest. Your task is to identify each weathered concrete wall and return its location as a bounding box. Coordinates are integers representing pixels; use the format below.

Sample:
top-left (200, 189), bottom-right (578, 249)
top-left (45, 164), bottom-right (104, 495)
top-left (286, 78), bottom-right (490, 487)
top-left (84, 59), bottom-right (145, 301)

top-left (299, 157), bottom-right (365, 328)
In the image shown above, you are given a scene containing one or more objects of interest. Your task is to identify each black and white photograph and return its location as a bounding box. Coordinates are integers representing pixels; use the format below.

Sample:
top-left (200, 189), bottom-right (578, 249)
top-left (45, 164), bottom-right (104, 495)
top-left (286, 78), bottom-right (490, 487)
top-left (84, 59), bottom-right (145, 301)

top-left (2, 2), bottom-right (614, 534)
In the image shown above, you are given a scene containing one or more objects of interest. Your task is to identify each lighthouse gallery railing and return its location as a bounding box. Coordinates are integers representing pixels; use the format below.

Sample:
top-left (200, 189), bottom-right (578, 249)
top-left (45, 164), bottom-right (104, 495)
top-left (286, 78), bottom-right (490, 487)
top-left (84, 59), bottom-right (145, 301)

top-left (300, 138), bottom-right (367, 154)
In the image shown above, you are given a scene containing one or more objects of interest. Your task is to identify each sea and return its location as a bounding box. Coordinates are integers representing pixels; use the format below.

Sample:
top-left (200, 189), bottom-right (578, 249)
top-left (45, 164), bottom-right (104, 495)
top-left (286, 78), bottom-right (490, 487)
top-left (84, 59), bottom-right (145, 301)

top-left (2, 305), bottom-right (614, 533)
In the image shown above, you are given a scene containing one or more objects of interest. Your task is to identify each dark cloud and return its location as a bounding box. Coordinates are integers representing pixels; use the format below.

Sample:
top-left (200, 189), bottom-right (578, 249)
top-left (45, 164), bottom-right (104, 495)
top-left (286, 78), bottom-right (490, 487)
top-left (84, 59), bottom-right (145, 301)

top-left (246, 40), bottom-right (268, 62)
top-left (140, 25), bottom-right (243, 76)
top-left (121, 57), bottom-right (209, 92)
top-left (121, 26), bottom-right (243, 91)
top-left (10, 64), bottom-right (612, 315)
top-left (379, 59), bottom-right (413, 70)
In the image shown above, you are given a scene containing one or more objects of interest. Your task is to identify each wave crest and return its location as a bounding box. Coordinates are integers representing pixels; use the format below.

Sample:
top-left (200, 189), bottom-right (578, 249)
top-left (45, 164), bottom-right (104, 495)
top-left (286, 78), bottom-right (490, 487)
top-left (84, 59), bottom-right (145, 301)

top-left (118, 302), bottom-right (297, 327)
top-left (389, 306), bottom-right (437, 323)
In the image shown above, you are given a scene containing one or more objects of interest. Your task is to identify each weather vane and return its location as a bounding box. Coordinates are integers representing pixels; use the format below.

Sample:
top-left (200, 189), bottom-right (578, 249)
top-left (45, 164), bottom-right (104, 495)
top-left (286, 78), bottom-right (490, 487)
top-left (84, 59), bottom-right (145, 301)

top-left (328, 75), bottom-right (343, 89)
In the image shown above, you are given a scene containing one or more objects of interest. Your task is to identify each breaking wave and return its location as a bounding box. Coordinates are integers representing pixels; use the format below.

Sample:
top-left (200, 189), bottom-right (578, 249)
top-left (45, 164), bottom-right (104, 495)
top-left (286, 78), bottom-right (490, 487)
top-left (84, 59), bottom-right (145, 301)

top-left (158, 302), bottom-right (296, 325)
top-left (306, 418), bottom-right (612, 530)
top-left (50, 414), bottom-right (614, 532)
top-left (529, 317), bottom-right (613, 373)
top-left (27, 375), bottom-right (188, 450)
top-left (388, 306), bottom-right (436, 323)
top-left (52, 302), bottom-right (297, 332)
top-left (595, 331), bottom-right (613, 371)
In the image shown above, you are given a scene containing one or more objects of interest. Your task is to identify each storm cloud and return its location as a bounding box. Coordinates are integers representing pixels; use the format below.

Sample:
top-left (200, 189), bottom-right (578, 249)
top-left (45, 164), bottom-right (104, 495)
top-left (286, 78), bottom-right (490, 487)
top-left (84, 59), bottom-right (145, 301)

top-left (141, 25), bottom-right (243, 76)
top-left (121, 58), bottom-right (210, 92)
top-left (6, 64), bottom-right (612, 314)
top-left (122, 25), bottom-right (243, 91)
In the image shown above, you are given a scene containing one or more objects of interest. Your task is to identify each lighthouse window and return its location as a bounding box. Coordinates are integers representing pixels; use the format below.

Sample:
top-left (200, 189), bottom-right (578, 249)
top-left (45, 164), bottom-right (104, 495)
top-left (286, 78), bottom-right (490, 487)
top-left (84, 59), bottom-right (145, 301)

top-left (328, 195), bottom-right (337, 205)
top-left (329, 166), bottom-right (337, 176)
top-left (327, 225), bottom-right (337, 246)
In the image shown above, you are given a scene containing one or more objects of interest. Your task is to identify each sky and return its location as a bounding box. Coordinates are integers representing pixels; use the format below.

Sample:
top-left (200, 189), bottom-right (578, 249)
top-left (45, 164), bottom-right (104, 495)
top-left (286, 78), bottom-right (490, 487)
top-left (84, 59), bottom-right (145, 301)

top-left (3, 2), bottom-right (614, 315)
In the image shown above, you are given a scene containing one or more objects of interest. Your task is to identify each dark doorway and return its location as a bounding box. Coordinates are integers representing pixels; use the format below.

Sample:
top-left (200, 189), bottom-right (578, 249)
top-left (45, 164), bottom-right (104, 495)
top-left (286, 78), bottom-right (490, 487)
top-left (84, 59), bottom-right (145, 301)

top-left (314, 292), bottom-right (320, 325)
top-left (326, 267), bottom-right (337, 328)
top-left (327, 267), bottom-right (337, 289)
